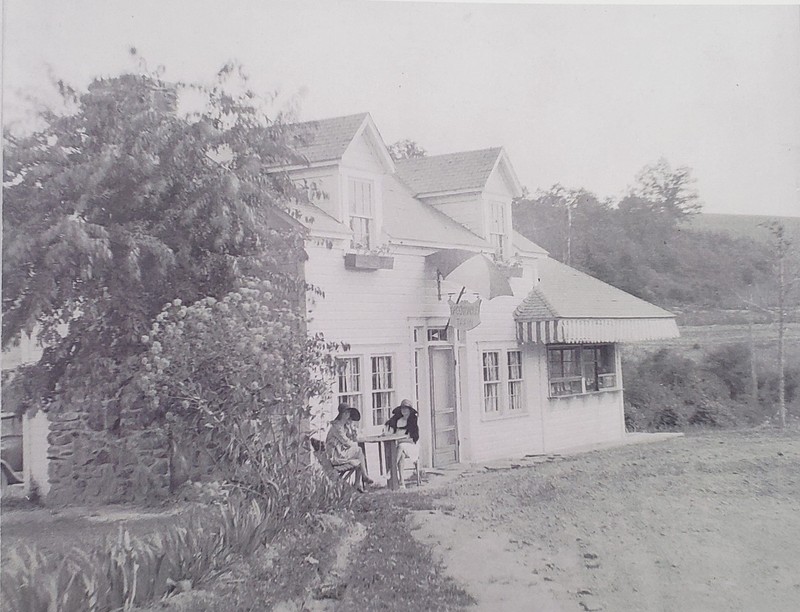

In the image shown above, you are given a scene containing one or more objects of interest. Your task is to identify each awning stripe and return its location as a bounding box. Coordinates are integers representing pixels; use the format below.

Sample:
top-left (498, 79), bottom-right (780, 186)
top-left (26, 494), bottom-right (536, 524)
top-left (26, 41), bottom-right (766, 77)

top-left (516, 317), bottom-right (679, 344)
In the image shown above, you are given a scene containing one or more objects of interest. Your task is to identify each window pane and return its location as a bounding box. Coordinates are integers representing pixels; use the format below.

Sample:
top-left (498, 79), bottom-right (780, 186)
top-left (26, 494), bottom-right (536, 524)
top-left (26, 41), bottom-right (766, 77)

top-left (482, 351), bottom-right (500, 382)
top-left (428, 327), bottom-right (449, 342)
top-left (371, 356), bottom-right (393, 425)
top-left (550, 379), bottom-right (582, 396)
top-left (507, 350), bottom-right (522, 380)
top-left (351, 217), bottom-right (370, 249)
top-left (509, 380), bottom-right (522, 410)
top-left (336, 357), bottom-right (361, 393)
top-left (483, 382), bottom-right (500, 412)
top-left (372, 391), bottom-right (392, 425)
top-left (598, 345), bottom-right (615, 374)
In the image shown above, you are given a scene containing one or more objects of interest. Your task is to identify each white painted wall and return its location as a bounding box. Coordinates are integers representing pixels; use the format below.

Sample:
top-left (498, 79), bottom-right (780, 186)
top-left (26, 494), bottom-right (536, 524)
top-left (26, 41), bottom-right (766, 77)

top-left (531, 343), bottom-right (626, 453)
top-left (423, 193), bottom-right (485, 238)
top-left (290, 166), bottom-right (341, 222)
top-left (342, 131), bottom-right (386, 175)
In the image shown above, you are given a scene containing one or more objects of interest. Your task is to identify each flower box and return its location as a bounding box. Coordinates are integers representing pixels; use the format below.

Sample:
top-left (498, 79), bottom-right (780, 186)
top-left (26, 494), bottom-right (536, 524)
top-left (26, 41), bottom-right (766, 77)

top-left (343, 253), bottom-right (394, 271)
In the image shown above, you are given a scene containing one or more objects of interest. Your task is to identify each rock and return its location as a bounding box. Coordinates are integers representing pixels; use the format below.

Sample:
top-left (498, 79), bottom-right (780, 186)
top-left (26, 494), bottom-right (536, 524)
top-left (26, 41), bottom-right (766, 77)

top-left (579, 596), bottom-right (603, 611)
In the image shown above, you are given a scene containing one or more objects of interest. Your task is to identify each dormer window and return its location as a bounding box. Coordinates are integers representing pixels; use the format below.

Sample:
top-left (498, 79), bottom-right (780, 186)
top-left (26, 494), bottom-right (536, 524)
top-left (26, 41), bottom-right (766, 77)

top-left (490, 201), bottom-right (507, 258)
top-left (348, 177), bottom-right (374, 249)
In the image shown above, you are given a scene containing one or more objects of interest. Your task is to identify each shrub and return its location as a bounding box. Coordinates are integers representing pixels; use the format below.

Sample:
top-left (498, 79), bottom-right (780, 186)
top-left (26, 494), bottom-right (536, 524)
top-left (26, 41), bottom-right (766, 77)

top-left (138, 280), bottom-right (351, 514)
top-left (624, 348), bottom-right (735, 431)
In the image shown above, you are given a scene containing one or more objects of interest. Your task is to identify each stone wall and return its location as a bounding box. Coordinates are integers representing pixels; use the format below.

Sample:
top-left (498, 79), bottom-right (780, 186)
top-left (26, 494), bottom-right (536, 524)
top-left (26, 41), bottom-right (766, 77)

top-left (46, 410), bottom-right (170, 506)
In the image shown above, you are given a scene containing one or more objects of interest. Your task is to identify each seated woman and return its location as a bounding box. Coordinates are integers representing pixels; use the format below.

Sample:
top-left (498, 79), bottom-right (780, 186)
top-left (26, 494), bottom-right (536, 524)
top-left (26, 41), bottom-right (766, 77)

top-left (325, 403), bottom-right (373, 492)
top-left (385, 399), bottom-right (420, 488)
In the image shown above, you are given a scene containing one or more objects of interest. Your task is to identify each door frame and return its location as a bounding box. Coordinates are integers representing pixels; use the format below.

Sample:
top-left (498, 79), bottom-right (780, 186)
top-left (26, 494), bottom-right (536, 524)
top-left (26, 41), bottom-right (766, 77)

top-left (428, 344), bottom-right (459, 466)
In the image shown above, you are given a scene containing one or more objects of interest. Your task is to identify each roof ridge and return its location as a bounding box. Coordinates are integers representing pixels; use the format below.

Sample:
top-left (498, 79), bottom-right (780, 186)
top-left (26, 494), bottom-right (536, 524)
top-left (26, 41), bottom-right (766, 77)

top-left (395, 146), bottom-right (503, 163)
top-left (289, 112), bottom-right (369, 127)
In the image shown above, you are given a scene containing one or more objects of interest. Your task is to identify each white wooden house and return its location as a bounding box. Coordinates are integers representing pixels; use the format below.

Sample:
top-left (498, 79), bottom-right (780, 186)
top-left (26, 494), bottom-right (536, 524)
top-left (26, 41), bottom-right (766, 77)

top-left (280, 113), bottom-right (679, 468)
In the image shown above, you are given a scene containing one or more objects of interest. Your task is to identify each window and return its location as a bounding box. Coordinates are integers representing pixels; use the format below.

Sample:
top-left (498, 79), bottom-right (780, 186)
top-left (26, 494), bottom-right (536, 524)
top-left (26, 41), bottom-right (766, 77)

top-left (489, 202), bottom-right (507, 258)
top-left (547, 344), bottom-right (617, 397)
top-left (482, 349), bottom-right (524, 415)
top-left (348, 178), bottom-right (373, 249)
top-left (371, 355), bottom-right (394, 426)
top-left (507, 350), bottom-right (523, 411)
top-left (336, 357), bottom-right (363, 414)
top-left (482, 351), bottom-right (501, 413)
top-left (427, 327), bottom-right (450, 342)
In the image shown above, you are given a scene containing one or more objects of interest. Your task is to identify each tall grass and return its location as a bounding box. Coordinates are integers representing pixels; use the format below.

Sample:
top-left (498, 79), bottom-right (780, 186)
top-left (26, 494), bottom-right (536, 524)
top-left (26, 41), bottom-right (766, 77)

top-left (2, 497), bottom-right (284, 612)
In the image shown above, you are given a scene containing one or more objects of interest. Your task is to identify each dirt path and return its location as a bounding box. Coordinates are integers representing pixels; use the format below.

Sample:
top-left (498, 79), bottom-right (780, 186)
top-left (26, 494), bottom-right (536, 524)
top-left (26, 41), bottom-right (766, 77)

top-left (413, 430), bottom-right (800, 611)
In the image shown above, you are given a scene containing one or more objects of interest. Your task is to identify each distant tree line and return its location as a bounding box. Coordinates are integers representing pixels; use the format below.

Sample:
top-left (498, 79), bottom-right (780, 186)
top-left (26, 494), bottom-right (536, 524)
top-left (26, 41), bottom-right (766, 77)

top-left (513, 159), bottom-right (775, 310)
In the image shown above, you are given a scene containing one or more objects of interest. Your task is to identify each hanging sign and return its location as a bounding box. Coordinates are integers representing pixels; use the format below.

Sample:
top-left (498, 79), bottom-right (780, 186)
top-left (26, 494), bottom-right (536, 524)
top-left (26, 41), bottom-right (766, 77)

top-left (448, 297), bottom-right (482, 331)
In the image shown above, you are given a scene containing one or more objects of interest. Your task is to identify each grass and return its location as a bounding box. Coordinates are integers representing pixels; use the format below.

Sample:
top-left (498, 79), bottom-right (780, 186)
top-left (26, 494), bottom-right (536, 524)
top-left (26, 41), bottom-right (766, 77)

top-left (339, 492), bottom-right (475, 611)
top-left (2, 489), bottom-right (474, 611)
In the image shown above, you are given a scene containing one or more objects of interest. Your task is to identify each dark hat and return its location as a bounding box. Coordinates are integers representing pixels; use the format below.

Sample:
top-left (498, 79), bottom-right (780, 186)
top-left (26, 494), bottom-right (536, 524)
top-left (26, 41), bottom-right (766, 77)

top-left (337, 402), bottom-right (361, 422)
top-left (392, 399), bottom-right (418, 416)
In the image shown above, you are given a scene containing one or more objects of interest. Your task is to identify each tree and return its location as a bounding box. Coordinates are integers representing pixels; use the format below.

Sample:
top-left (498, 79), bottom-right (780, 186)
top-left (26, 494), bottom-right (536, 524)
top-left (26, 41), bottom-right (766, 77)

top-left (387, 139), bottom-right (426, 161)
top-left (2, 64), bottom-right (313, 432)
top-left (622, 157), bottom-right (702, 221)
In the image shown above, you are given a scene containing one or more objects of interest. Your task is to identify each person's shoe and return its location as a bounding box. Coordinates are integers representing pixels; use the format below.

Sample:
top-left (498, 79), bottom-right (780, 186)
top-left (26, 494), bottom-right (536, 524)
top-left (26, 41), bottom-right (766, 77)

top-left (362, 475), bottom-right (374, 486)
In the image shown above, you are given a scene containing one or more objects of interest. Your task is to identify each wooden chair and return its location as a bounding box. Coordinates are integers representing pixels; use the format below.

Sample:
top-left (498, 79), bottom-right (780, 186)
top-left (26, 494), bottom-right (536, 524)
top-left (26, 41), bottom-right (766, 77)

top-left (310, 438), bottom-right (357, 485)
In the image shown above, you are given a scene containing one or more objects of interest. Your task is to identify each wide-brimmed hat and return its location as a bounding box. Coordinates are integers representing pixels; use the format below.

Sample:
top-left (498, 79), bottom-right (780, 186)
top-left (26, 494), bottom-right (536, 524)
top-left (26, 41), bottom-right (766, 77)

top-left (392, 399), bottom-right (417, 416)
top-left (337, 402), bottom-right (361, 422)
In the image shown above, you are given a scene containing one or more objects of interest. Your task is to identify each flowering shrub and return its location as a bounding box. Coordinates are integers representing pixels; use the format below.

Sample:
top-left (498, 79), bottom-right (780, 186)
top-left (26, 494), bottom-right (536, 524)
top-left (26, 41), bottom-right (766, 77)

top-left (138, 279), bottom-right (348, 512)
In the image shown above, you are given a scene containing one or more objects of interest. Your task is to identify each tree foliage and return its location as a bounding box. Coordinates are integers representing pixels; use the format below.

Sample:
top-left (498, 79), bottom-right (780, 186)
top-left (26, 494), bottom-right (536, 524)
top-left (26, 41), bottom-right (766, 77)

top-left (387, 139), bottom-right (427, 161)
top-left (513, 160), bottom-right (773, 309)
top-left (2, 66), bottom-right (313, 428)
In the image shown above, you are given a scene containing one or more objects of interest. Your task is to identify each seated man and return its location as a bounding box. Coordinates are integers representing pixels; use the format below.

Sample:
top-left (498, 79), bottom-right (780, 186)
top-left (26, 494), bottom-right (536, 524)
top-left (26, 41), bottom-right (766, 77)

top-left (326, 403), bottom-right (373, 492)
top-left (385, 399), bottom-right (420, 488)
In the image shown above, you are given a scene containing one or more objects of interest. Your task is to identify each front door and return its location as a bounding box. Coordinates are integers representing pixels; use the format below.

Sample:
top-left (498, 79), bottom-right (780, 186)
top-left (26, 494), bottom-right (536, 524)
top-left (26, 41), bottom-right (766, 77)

top-left (429, 346), bottom-right (458, 467)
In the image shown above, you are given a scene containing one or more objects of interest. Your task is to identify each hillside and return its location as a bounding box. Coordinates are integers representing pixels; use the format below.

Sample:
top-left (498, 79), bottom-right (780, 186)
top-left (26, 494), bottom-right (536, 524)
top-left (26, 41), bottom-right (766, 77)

top-left (688, 212), bottom-right (800, 242)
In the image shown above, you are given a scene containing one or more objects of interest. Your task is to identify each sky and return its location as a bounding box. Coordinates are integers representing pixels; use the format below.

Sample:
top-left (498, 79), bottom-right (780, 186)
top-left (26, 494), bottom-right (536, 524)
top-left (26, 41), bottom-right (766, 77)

top-left (3, 1), bottom-right (799, 217)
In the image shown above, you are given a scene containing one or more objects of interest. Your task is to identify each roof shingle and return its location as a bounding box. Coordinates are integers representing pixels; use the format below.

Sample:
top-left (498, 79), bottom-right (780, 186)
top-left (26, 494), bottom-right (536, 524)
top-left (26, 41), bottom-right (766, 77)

top-left (287, 113), bottom-right (368, 163)
top-left (395, 148), bottom-right (502, 195)
top-left (515, 258), bottom-right (675, 320)
top-left (382, 176), bottom-right (486, 248)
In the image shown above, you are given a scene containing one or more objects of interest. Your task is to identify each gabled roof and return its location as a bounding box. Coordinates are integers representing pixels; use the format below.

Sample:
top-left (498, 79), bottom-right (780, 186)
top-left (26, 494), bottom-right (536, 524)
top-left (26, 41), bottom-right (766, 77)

top-left (514, 258), bottom-right (678, 343)
top-left (516, 258), bottom-right (675, 320)
top-left (512, 230), bottom-right (548, 256)
top-left (286, 202), bottom-right (350, 237)
top-left (287, 113), bottom-right (370, 163)
top-left (382, 176), bottom-right (486, 248)
top-left (395, 148), bottom-right (505, 196)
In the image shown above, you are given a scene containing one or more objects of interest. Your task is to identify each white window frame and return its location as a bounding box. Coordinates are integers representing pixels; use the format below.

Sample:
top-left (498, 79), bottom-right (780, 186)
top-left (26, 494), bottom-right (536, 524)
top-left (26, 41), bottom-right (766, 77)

top-left (335, 353), bottom-right (397, 427)
top-left (547, 344), bottom-right (618, 398)
top-left (489, 201), bottom-right (507, 259)
top-left (370, 354), bottom-right (394, 426)
top-left (335, 356), bottom-right (364, 415)
top-left (481, 348), bottom-right (526, 417)
top-left (507, 350), bottom-right (524, 411)
top-left (348, 177), bottom-right (374, 250)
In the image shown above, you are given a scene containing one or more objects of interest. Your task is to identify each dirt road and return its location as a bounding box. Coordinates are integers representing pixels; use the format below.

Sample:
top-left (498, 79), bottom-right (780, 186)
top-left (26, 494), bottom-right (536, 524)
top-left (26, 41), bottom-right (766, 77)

top-left (412, 429), bottom-right (800, 611)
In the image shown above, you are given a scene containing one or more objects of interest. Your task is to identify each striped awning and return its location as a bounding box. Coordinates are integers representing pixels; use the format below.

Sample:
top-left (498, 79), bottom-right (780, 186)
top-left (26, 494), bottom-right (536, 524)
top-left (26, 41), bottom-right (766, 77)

top-left (514, 258), bottom-right (681, 345)
top-left (515, 317), bottom-right (680, 345)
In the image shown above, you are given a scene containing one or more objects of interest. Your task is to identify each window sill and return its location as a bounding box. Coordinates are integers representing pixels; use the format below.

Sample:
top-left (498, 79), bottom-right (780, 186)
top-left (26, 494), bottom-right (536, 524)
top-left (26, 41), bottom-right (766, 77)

top-left (343, 253), bottom-right (394, 270)
top-left (548, 388), bottom-right (621, 400)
